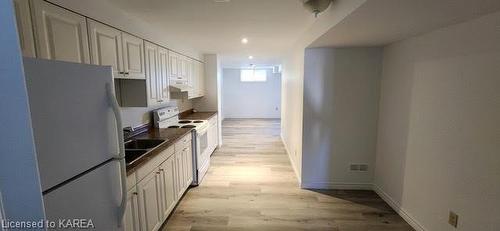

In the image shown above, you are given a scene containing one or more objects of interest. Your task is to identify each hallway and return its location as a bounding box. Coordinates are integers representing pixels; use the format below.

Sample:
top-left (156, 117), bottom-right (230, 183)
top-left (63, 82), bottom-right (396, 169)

top-left (164, 119), bottom-right (413, 230)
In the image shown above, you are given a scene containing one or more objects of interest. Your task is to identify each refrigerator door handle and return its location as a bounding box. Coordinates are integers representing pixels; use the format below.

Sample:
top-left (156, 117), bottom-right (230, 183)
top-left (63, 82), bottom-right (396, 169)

top-left (106, 83), bottom-right (127, 227)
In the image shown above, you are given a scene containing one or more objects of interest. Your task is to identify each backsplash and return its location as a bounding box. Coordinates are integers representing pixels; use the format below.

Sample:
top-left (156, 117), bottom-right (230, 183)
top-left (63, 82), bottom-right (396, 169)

top-left (120, 96), bottom-right (193, 128)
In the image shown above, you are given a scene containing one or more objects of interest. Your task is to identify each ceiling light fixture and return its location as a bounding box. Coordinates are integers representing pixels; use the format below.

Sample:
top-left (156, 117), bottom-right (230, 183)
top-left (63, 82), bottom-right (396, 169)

top-left (241, 38), bottom-right (248, 44)
top-left (303, 0), bottom-right (334, 17)
top-left (248, 56), bottom-right (253, 60)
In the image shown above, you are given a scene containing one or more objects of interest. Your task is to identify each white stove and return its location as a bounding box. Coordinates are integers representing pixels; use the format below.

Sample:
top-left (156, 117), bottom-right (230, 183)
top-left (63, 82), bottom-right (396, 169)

top-left (153, 107), bottom-right (210, 186)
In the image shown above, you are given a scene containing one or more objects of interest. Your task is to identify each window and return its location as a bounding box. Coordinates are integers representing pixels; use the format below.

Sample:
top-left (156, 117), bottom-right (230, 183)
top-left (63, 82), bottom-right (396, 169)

top-left (240, 69), bottom-right (267, 82)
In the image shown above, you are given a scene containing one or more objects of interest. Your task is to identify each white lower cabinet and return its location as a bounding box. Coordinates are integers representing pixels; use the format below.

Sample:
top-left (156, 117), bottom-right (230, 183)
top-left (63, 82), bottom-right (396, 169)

top-left (207, 115), bottom-right (219, 155)
top-left (159, 156), bottom-right (176, 219)
top-left (125, 188), bottom-right (140, 231)
top-left (137, 168), bottom-right (163, 231)
top-left (126, 134), bottom-right (193, 231)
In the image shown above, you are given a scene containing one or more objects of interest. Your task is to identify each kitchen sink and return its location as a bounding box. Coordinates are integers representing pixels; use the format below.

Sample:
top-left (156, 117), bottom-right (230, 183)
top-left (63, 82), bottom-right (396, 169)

top-left (125, 149), bottom-right (148, 164)
top-left (124, 139), bottom-right (166, 150)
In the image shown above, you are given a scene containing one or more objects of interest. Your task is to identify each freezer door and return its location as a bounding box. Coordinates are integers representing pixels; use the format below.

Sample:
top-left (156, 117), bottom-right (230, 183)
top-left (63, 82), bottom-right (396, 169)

top-left (43, 160), bottom-right (123, 231)
top-left (23, 58), bottom-right (119, 192)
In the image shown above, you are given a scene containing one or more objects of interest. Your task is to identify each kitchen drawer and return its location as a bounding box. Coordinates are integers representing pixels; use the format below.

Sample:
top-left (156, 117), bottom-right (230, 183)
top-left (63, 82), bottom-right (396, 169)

top-left (127, 172), bottom-right (137, 190)
top-left (175, 133), bottom-right (192, 152)
top-left (136, 146), bottom-right (174, 183)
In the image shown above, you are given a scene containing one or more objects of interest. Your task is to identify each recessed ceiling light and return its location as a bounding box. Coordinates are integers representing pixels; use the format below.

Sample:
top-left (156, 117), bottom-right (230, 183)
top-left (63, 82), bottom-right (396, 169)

top-left (241, 38), bottom-right (248, 44)
top-left (214, 0), bottom-right (230, 3)
top-left (248, 56), bottom-right (253, 59)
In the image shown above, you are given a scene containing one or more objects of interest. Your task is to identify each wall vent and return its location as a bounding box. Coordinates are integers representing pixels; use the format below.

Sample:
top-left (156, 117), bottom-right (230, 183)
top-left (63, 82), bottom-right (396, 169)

top-left (350, 164), bottom-right (368, 172)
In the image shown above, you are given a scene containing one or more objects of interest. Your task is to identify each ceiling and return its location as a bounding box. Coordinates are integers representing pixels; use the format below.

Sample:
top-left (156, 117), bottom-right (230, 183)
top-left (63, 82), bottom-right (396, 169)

top-left (102, 0), bottom-right (500, 68)
top-left (104, 0), bottom-right (316, 68)
top-left (310, 0), bottom-right (500, 47)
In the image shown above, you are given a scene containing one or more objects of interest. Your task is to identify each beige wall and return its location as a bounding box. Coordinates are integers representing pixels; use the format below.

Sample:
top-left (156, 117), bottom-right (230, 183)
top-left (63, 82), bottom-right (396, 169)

top-left (375, 11), bottom-right (500, 231)
top-left (121, 97), bottom-right (193, 128)
top-left (302, 47), bottom-right (382, 189)
top-left (280, 0), bottom-right (367, 184)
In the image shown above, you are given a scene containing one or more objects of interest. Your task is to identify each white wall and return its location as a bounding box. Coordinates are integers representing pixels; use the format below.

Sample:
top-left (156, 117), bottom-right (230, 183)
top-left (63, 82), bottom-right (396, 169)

top-left (281, 0), bottom-right (367, 183)
top-left (222, 68), bottom-right (281, 119)
top-left (375, 11), bottom-right (500, 231)
top-left (0, 0), bottom-right (45, 223)
top-left (302, 47), bottom-right (382, 189)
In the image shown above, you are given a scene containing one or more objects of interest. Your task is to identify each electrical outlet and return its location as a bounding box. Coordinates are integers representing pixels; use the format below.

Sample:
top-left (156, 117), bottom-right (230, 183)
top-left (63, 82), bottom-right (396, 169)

top-left (449, 211), bottom-right (458, 228)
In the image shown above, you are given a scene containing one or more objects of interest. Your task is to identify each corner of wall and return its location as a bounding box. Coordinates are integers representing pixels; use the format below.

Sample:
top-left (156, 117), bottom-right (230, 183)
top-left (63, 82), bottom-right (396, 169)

top-left (372, 184), bottom-right (427, 231)
top-left (281, 132), bottom-right (301, 186)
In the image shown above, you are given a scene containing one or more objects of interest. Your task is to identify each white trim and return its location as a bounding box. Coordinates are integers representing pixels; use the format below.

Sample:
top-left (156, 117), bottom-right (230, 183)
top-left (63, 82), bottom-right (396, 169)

top-left (0, 190), bottom-right (4, 231)
top-left (373, 184), bottom-right (427, 231)
top-left (301, 182), bottom-right (373, 190)
top-left (280, 133), bottom-right (301, 185)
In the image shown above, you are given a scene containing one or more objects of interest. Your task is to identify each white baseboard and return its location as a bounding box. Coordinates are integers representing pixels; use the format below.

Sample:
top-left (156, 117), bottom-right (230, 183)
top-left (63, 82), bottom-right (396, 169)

top-left (372, 184), bottom-right (427, 231)
top-left (280, 133), bottom-right (301, 186)
top-left (301, 182), bottom-right (373, 190)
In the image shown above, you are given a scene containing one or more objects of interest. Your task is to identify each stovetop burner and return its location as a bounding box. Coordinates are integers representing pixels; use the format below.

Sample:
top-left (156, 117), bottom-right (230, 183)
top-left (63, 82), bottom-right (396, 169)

top-left (168, 126), bottom-right (180, 128)
top-left (181, 125), bottom-right (196, 128)
top-left (193, 120), bottom-right (203, 123)
top-left (179, 120), bottom-right (192, 124)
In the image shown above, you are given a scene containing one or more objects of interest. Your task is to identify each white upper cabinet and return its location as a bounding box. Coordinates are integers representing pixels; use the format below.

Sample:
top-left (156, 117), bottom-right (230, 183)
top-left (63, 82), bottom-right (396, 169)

top-left (32, 0), bottom-right (90, 63)
top-left (13, 0), bottom-right (35, 57)
top-left (169, 52), bottom-right (185, 82)
top-left (157, 46), bottom-right (170, 103)
top-left (87, 19), bottom-right (123, 77)
top-left (122, 33), bottom-right (145, 79)
top-left (198, 61), bottom-right (205, 97)
top-left (145, 41), bottom-right (160, 106)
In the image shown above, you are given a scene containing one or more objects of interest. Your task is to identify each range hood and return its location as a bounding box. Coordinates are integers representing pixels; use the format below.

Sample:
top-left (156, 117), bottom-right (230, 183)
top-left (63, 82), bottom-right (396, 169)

top-left (169, 83), bottom-right (193, 92)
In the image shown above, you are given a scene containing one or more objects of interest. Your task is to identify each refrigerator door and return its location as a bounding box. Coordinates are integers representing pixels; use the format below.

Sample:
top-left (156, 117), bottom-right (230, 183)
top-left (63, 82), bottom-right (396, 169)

top-left (23, 58), bottom-right (119, 192)
top-left (43, 160), bottom-right (124, 230)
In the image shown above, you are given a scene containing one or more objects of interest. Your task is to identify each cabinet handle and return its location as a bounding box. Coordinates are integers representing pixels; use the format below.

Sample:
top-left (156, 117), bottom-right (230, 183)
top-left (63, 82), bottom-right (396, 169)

top-left (159, 169), bottom-right (164, 172)
top-left (156, 171), bottom-right (161, 175)
top-left (132, 192), bottom-right (138, 195)
top-left (183, 147), bottom-right (188, 151)
top-left (119, 72), bottom-right (125, 74)
top-left (125, 72), bottom-right (130, 75)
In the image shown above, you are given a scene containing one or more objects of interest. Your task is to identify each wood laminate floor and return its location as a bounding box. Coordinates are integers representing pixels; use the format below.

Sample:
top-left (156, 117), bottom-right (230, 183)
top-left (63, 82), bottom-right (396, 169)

top-left (163, 119), bottom-right (414, 231)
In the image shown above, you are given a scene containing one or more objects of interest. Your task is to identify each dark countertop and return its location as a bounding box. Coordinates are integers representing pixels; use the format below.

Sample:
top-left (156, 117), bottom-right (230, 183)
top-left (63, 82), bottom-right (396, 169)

top-left (126, 127), bottom-right (193, 175)
top-left (179, 111), bottom-right (218, 120)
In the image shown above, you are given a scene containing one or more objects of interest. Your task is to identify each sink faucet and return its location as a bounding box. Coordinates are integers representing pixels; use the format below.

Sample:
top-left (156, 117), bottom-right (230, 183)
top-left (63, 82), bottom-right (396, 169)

top-left (123, 126), bottom-right (135, 133)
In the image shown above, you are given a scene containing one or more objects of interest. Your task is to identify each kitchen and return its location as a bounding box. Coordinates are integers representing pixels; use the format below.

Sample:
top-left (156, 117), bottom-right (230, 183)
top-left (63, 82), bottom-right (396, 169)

top-left (1, 0), bottom-right (500, 231)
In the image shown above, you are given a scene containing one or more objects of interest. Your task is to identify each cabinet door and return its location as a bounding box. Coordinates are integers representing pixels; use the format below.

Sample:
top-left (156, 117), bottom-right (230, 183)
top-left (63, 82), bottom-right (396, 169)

top-left (13, 0), bottom-right (35, 57)
top-left (175, 151), bottom-right (184, 198)
top-left (159, 156), bottom-right (176, 219)
top-left (157, 47), bottom-right (169, 102)
top-left (198, 61), bottom-right (205, 97)
top-left (137, 169), bottom-right (162, 231)
top-left (87, 19), bottom-right (123, 78)
top-left (209, 117), bottom-right (219, 153)
top-left (168, 52), bottom-right (179, 80)
top-left (32, 0), bottom-right (90, 63)
top-left (179, 55), bottom-right (188, 81)
top-left (145, 41), bottom-right (160, 106)
top-left (183, 144), bottom-right (193, 188)
top-left (125, 188), bottom-right (140, 231)
top-left (122, 32), bottom-right (145, 79)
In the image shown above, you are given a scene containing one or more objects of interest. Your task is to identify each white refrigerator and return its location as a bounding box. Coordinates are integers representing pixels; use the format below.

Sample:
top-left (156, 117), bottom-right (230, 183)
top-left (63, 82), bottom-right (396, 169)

top-left (23, 58), bottom-right (126, 230)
